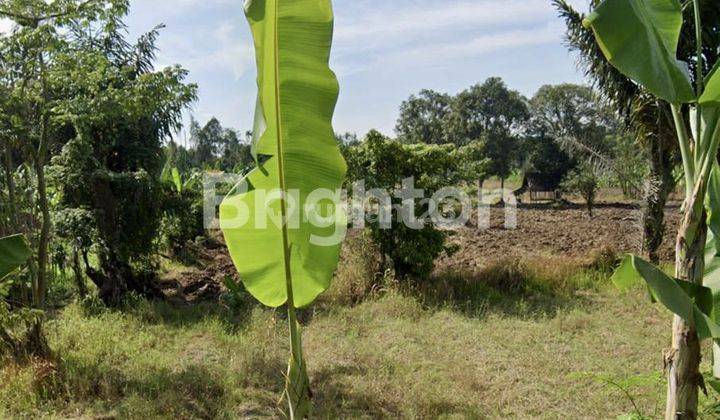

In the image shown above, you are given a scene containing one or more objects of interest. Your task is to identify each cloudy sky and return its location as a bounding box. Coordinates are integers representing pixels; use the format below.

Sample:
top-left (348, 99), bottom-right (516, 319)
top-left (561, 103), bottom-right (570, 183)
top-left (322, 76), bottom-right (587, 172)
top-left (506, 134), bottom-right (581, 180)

top-left (124, 0), bottom-right (590, 141)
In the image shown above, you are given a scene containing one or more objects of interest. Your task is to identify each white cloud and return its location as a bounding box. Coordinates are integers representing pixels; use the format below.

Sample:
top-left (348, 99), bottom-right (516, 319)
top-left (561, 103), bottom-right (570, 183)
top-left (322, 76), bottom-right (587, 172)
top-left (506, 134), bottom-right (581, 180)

top-left (154, 21), bottom-right (253, 80)
top-left (332, 0), bottom-right (588, 77)
top-left (132, 0), bottom-right (236, 17)
top-left (335, 0), bottom-right (588, 50)
top-left (391, 22), bottom-right (563, 65)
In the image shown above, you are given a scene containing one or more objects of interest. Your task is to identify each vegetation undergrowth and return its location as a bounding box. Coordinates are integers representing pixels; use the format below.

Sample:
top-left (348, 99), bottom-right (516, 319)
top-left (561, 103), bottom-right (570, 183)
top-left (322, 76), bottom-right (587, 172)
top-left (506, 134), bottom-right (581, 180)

top-left (2, 253), bottom-right (718, 419)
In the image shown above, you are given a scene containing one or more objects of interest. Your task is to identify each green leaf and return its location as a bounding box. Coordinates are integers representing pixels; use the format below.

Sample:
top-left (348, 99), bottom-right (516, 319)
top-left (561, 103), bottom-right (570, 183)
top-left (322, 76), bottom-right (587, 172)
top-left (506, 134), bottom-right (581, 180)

top-left (583, 0), bottom-right (695, 104)
top-left (612, 254), bottom-right (720, 340)
top-left (0, 234), bottom-right (32, 281)
top-left (704, 163), bottom-right (720, 377)
top-left (171, 167), bottom-right (182, 194)
top-left (700, 61), bottom-right (720, 104)
top-left (709, 378), bottom-right (720, 393)
top-left (219, 0), bottom-right (346, 309)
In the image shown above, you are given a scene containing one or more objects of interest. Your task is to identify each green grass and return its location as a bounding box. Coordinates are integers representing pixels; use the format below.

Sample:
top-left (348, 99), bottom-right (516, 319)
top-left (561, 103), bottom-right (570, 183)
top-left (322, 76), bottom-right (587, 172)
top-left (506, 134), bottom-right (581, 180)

top-left (1, 261), bottom-right (719, 419)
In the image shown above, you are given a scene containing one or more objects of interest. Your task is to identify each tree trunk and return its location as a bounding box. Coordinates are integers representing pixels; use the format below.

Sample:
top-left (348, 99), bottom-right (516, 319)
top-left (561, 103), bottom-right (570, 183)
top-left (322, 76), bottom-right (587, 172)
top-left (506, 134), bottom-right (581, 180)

top-left (71, 247), bottom-right (87, 298)
top-left (665, 200), bottom-right (706, 420)
top-left (34, 149), bottom-right (50, 309)
top-left (499, 177), bottom-right (505, 206)
top-left (642, 133), bottom-right (676, 265)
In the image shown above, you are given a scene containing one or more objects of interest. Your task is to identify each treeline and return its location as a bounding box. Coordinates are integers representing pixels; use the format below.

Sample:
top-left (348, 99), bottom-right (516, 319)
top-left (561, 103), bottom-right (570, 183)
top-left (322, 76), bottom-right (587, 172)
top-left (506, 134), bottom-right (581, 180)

top-left (347, 78), bottom-right (646, 210)
top-left (171, 117), bottom-right (254, 174)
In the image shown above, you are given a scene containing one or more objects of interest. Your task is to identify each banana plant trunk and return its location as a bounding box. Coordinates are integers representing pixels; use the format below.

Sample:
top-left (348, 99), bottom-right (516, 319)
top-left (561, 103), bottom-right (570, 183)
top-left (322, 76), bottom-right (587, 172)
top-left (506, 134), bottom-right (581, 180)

top-left (666, 202), bottom-right (707, 420)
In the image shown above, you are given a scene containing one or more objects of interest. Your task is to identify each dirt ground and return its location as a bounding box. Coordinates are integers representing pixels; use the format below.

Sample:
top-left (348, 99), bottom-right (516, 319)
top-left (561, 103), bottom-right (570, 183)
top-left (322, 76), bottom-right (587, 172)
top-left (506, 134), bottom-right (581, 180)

top-left (436, 202), bottom-right (682, 271)
top-left (159, 243), bottom-right (238, 304)
top-left (161, 201), bottom-right (683, 302)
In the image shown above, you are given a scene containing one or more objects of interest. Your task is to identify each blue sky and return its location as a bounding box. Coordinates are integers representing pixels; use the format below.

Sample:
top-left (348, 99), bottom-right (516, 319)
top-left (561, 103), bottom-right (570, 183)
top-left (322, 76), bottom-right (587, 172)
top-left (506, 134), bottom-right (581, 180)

top-left (125, 0), bottom-right (589, 141)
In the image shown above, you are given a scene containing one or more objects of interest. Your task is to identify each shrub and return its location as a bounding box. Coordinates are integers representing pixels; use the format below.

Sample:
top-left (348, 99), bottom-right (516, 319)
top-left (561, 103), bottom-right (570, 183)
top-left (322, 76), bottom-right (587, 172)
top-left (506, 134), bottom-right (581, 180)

top-left (343, 131), bottom-right (471, 280)
top-left (561, 162), bottom-right (601, 216)
top-left (160, 185), bottom-right (205, 260)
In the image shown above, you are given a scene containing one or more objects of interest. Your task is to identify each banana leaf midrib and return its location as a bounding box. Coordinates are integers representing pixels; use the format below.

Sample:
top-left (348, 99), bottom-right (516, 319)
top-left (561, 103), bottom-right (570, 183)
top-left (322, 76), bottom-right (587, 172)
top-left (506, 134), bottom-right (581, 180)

top-left (272, 0), bottom-right (296, 308)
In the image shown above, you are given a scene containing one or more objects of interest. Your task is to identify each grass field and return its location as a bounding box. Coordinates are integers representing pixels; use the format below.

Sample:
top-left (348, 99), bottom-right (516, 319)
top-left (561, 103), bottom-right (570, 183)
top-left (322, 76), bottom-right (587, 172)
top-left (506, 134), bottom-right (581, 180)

top-left (2, 256), bottom-right (719, 419)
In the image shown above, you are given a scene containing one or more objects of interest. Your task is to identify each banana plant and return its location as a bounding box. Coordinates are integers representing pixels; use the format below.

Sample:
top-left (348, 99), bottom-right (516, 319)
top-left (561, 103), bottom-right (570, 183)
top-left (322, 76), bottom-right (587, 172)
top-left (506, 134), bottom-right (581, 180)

top-left (219, 0), bottom-right (345, 417)
top-left (0, 234), bottom-right (32, 281)
top-left (584, 0), bottom-right (720, 417)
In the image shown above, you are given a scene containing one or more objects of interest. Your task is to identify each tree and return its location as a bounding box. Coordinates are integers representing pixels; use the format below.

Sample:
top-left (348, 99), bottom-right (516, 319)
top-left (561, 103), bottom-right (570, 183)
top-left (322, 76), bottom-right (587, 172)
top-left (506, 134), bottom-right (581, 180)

top-left (395, 89), bottom-right (452, 144)
top-left (457, 139), bottom-right (491, 190)
top-left (561, 162), bottom-right (600, 217)
top-left (218, 127), bottom-right (252, 173)
top-left (46, 20), bottom-right (196, 306)
top-left (518, 134), bottom-right (576, 197)
top-left (189, 117), bottom-right (221, 166)
top-left (188, 117), bottom-right (251, 171)
top-left (0, 0), bottom-right (141, 303)
top-left (529, 84), bottom-right (617, 162)
top-left (344, 130), bottom-right (467, 279)
top-left (445, 78), bottom-right (529, 191)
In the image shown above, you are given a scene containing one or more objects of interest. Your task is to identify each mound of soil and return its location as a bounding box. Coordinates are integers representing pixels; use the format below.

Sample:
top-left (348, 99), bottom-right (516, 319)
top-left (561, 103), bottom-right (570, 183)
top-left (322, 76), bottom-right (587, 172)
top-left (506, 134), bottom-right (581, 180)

top-left (159, 245), bottom-right (239, 304)
top-left (436, 203), bottom-right (681, 271)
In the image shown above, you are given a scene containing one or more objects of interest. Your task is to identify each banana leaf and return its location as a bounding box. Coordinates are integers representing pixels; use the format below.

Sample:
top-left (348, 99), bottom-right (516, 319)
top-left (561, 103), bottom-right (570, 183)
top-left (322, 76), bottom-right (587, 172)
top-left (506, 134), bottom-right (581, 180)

top-left (583, 0), bottom-right (695, 104)
top-left (0, 234), bottom-right (32, 281)
top-left (219, 0), bottom-right (345, 416)
top-left (705, 163), bottom-right (720, 377)
top-left (220, 0), bottom-right (345, 310)
top-left (701, 61), bottom-right (720, 104)
top-left (612, 254), bottom-right (720, 340)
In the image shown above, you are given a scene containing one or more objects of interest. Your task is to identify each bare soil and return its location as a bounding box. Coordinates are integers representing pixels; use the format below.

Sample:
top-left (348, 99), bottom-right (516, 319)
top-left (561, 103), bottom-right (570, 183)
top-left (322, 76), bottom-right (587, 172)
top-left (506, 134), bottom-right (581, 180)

top-left (436, 202), bottom-right (682, 272)
top-left (159, 245), bottom-right (238, 304)
top-left (160, 202), bottom-right (683, 301)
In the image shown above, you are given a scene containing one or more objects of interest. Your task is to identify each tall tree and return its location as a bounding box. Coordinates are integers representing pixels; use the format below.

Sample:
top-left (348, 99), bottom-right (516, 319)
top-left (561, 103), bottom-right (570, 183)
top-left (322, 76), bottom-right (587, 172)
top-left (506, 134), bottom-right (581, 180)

top-left (0, 0), bottom-right (135, 309)
top-left (47, 15), bottom-right (197, 305)
top-left (190, 117), bottom-right (222, 166)
top-left (530, 84), bottom-right (617, 162)
top-left (395, 89), bottom-right (452, 144)
top-left (446, 77), bottom-right (529, 191)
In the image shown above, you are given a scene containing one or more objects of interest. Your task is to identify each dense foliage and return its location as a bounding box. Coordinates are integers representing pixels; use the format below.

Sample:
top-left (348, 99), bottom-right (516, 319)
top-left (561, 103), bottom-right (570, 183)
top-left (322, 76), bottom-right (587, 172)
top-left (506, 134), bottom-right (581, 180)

top-left (344, 130), bottom-right (484, 280)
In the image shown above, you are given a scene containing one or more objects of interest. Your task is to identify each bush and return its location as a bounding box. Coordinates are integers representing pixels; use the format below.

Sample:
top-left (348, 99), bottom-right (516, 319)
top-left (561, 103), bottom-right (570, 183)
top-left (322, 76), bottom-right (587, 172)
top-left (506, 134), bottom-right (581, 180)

top-left (561, 162), bottom-right (601, 216)
top-left (343, 131), bottom-right (470, 280)
top-left (160, 186), bottom-right (205, 260)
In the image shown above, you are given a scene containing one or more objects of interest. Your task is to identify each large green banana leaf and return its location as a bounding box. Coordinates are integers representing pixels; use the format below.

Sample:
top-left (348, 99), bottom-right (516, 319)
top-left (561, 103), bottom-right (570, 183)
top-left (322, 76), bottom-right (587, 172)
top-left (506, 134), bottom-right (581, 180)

top-left (612, 254), bottom-right (720, 340)
top-left (0, 234), bottom-right (32, 281)
top-left (583, 0), bottom-right (695, 104)
top-left (219, 0), bottom-right (346, 309)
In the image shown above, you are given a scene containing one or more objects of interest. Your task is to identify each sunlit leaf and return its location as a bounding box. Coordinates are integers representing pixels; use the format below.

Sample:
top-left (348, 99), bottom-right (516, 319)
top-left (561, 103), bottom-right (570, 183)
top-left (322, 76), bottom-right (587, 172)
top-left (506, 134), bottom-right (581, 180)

top-left (218, 1), bottom-right (345, 416)
top-left (700, 61), bottom-right (720, 104)
top-left (171, 167), bottom-right (182, 194)
top-left (219, 0), bottom-right (345, 310)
